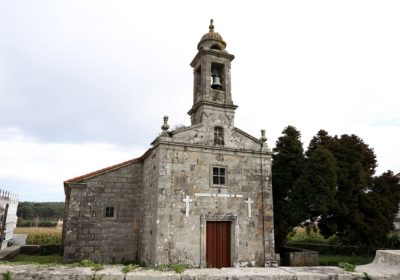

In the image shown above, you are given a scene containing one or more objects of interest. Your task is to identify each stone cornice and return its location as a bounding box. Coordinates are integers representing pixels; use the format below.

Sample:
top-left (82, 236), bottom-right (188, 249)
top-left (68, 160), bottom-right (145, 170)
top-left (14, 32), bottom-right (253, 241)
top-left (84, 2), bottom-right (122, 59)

top-left (190, 49), bottom-right (235, 67)
top-left (233, 127), bottom-right (263, 145)
top-left (187, 101), bottom-right (238, 116)
top-left (151, 139), bottom-right (272, 156)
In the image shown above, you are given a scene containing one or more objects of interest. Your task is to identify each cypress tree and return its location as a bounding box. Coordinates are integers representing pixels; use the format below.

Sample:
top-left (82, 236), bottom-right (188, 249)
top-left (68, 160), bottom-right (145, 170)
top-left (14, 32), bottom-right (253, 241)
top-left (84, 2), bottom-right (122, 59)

top-left (292, 147), bottom-right (337, 225)
top-left (272, 125), bottom-right (305, 250)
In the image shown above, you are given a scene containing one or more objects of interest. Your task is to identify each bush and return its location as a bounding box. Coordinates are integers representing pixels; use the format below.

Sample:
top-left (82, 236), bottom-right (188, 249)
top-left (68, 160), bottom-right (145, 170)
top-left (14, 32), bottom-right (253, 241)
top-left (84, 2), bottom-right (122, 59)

top-left (338, 262), bottom-right (356, 272)
top-left (287, 242), bottom-right (376, 256)
top-left (17, 219), bottom-right (57, 227)
top-left (17, 219), bottom-right (32, 227)
top-left (385, 232), bottom-right (400, 249)
top-left (288, 228), bottom-right (332, 244)
top-left (38, 221), bottom-right (57, 227)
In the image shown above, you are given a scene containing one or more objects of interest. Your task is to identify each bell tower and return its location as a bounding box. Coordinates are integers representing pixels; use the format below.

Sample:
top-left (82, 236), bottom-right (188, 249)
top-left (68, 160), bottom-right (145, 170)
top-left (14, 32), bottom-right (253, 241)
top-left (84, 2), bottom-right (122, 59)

top-left (188, 20), bottom-right (238, 125)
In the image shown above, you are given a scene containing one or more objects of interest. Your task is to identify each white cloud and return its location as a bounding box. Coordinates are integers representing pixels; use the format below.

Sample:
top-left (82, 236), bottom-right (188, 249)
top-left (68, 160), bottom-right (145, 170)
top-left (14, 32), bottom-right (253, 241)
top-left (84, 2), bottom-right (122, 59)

top-left (0, 1), bottom-right (399, 200)
top-left (0, 128), bottom-right (145, 201)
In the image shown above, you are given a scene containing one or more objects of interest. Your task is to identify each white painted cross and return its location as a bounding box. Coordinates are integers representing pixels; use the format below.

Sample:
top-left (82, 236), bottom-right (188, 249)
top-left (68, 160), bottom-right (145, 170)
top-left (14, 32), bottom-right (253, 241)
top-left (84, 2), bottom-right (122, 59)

top-left (246, 197), bottom-right (254, 218)
top-left (183, 195), bottom-right (193, 218)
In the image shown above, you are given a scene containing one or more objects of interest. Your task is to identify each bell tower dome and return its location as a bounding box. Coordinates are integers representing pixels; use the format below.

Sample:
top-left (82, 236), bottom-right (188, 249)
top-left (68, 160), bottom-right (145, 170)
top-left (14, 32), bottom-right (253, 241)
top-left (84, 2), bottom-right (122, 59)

top-left (188, 20), bottom-right (238, 125)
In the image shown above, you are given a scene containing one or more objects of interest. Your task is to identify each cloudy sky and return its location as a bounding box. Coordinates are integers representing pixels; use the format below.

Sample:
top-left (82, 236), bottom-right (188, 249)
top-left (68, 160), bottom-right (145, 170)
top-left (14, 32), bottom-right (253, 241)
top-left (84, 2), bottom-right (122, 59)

top-left (1, 1), bottom-right (399, 202)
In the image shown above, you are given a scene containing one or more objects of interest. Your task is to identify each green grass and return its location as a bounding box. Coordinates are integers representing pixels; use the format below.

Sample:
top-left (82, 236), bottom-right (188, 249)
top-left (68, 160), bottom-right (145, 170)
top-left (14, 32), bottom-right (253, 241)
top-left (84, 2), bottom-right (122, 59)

top-left (71, 259), bottom-right (104, 271)
top-left (121, 264), bottom-right (140, 273)
top-left (338, 262), bottom-right (356, 272)
top-left (2, 271), bottom-right (12, 280)
top-left (6, 253), bottom-right (63, 264)
top-left (154, 263), bottom-right (191, 273)
top-left (319, 254), bottom-right (374, 266)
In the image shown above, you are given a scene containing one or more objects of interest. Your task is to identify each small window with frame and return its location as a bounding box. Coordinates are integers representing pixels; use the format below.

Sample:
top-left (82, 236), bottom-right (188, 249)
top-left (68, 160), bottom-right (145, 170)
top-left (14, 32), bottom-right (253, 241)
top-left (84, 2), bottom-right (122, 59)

top-left (105, 206), bottom-right (115, 218)
top-left (212, 166), bottom-right (226, 186)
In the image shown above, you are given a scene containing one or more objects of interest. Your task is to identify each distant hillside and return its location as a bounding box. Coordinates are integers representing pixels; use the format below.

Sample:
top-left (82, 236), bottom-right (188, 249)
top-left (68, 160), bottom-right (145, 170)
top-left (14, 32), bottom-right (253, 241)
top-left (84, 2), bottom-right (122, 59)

top-left (17, 201), bottom-right (64, 220)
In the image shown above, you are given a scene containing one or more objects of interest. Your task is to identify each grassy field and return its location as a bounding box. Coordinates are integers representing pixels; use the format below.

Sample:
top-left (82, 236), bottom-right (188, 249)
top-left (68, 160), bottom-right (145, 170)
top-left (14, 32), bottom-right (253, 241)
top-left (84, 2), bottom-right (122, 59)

top-left (319, 254), bottom-right (374, 266)
top-left (6, 254), bottom-right (63, 264)
top-left (14, 227), bottom-right (62, 245)
top-left (14, 227), bottom-right (62, 234)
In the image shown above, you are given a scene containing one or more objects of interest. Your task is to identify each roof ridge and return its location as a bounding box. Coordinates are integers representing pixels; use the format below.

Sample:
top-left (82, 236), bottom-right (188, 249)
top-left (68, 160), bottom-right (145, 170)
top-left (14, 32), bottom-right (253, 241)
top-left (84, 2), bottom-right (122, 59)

top-left (64, 148), bottom-right (152, 183)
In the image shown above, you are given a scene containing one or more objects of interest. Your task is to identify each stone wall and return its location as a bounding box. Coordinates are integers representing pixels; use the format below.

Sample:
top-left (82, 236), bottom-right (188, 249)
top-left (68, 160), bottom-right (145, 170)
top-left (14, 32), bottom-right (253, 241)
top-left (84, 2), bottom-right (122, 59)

top-left (280, 247), bottom-right (319, 266)
top-left (152, 142), bottom-right (274, 267)
top-left (138, 149), bottom-right (160, 265)
top-left (63, 163), bottom-right (143, 263)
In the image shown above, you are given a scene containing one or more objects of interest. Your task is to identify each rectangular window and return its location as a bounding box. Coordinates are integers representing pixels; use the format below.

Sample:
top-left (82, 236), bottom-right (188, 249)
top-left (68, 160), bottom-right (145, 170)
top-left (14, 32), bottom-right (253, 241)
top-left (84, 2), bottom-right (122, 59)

top-left (213, 167), bottom-right (226, 185)
top-left (105, 206), bottom-right (114, 218)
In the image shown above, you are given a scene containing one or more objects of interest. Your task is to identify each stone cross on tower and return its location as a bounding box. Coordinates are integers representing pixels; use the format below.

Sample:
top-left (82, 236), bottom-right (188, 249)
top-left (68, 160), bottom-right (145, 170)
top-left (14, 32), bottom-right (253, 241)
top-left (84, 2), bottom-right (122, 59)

top-left (183, 195), bottom-right (193, 217)
top-left (246, 197), bottom-right (253, 218)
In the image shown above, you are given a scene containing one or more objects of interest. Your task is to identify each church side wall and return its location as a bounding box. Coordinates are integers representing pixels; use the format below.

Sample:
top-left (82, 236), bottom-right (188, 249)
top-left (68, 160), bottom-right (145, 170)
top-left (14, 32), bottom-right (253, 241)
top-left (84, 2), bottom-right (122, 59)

top-left (63, 163), bottom-right (143, 264)
top-left (138, 149), bottom-right (160, 265)
top-left (153, 144), bottom-right (274, 267)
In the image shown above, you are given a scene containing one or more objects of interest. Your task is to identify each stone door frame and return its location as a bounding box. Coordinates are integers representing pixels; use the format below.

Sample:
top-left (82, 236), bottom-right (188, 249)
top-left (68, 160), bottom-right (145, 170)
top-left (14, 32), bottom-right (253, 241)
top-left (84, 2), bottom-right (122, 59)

top-left (200, 214), bottom-right (237, 268)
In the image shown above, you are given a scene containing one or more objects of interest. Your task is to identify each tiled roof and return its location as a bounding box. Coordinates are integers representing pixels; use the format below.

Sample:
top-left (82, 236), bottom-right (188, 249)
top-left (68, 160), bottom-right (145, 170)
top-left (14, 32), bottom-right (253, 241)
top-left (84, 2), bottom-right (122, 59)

top-left (64, 148), bottom-right (152, 184)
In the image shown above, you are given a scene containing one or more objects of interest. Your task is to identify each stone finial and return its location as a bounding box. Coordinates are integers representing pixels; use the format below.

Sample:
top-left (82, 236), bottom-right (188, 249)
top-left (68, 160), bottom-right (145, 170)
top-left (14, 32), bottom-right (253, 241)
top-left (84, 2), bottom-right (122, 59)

top-left (161, 116), bottom-right (169, 134)
top-left (260, 129), bottom-right (267, 143)
top-left (209, 19), bottom-right (214, 32)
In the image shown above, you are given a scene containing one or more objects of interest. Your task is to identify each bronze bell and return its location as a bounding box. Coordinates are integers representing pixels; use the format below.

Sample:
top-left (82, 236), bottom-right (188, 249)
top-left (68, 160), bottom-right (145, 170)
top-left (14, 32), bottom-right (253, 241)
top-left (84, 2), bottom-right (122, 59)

top-left (211, 75), bottom-right (222, 90)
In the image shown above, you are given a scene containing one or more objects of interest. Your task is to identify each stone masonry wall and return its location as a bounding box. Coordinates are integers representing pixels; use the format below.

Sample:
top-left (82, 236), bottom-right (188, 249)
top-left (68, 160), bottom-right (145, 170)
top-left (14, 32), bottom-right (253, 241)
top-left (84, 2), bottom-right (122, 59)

top-left (63, 163), bottom-right (143, 263)
top-left (153, 143), bottom-right (274, 267)
top-left (138, 149), bottom-right (160, 265)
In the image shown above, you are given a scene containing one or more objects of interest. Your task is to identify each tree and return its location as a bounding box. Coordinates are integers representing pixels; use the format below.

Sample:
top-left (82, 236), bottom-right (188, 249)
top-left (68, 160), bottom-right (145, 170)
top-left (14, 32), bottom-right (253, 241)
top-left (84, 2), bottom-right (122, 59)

top-left (274, 127), bottom-right (399, 249)
top-left (359, 171), bottom-right (400, 247)
top-left (312, 133), bottom-right (380, 246)
top-left (272, 126), bottom-right (305, 250)
top-left (17, 203), bottom-right (34, 219)
top-left (292, 147), bottom-right (337, 225)
top-left (306, 130), bottom-right (335, 158)
top-left (17, 202), bottom-right (64, 220)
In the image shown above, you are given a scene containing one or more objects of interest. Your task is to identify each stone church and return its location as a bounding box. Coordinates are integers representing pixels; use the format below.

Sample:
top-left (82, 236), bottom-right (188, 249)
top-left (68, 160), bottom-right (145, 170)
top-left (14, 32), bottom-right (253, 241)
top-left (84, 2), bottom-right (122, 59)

top-left (62, 20), bottom-right (276, 268)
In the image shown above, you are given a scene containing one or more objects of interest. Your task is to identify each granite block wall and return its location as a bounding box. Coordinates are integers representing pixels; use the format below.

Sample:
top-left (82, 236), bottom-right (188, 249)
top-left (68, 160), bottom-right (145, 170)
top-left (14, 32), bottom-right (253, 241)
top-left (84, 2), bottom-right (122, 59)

top-left (138, 150), bottom-right (160, 265)
top-left (152, 143), bottom-right (274, 267)
top-left (63, 163), bottom-right (143, 263)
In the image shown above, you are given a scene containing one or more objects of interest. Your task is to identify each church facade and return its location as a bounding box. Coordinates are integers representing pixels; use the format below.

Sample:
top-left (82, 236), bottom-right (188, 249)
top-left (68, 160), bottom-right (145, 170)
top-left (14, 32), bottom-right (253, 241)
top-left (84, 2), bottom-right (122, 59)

top-left (62, 21), bottom-right (276, 267)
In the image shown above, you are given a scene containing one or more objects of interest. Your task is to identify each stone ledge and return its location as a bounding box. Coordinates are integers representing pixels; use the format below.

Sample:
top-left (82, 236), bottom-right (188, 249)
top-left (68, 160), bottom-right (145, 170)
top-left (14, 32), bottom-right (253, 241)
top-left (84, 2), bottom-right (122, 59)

top-left (356, 250), bottom-right (400, 280)
top-left (0, 246), bottom-right (21, 261)
top-left (0, 265), bottom-right (391, 280)
top-left (371, 250), bottom-right (400, 266)
top-left (1, 250), bottom-right (400, 280)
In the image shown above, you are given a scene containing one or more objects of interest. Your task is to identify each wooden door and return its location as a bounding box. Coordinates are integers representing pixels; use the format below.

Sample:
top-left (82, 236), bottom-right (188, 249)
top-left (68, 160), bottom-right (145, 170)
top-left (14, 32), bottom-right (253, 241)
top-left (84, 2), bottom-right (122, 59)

top-left (206, 221), bottom-right (231, 268)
